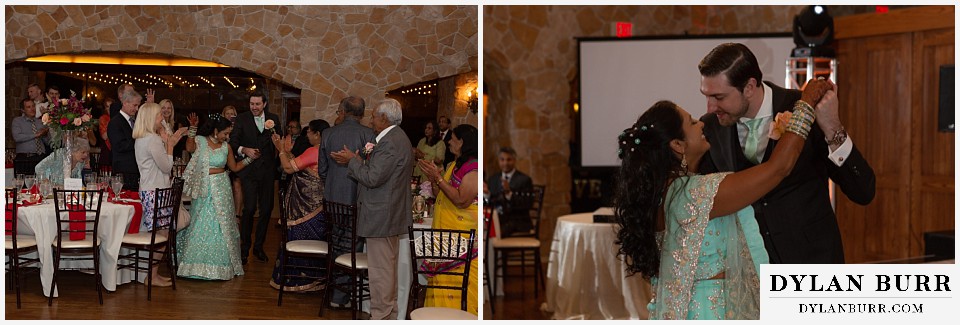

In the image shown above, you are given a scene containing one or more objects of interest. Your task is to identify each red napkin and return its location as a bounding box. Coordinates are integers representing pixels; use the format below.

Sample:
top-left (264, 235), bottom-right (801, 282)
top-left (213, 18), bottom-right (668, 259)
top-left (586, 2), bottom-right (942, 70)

top-left (67, 203), bottom-right (87, 241)
top-left (111, 191), bottom-right (143, 234)
top-left (5, 200), bottom-right (40, 236)
top-left (484, 209), bottom-right (496, 238)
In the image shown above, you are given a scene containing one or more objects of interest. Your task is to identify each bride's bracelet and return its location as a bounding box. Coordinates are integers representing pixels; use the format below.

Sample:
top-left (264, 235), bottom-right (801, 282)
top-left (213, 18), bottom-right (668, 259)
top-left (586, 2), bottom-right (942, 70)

top-left (188, 126), bottom-right (197, 138)
top-left (786, 100), bottom-right (816, 139)
top-left (242, 157), bottom-right (254, 165)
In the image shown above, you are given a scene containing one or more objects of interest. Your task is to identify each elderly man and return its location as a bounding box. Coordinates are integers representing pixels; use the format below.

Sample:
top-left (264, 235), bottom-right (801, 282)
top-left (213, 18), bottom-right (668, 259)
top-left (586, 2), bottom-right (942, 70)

top-left (11, 98), bottom-right (49, 158)
top-left (318, 96), bottom-right (376, 309)
top-left (332, 98), bottom-right (413, 320)
top-left (107, 89), bottom-right (143, 190)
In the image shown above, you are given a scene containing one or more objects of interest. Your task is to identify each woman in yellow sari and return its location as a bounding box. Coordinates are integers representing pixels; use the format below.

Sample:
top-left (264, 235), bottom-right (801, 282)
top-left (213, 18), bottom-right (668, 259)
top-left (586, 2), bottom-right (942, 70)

top-left (416, 124), bottom-right (479, 315)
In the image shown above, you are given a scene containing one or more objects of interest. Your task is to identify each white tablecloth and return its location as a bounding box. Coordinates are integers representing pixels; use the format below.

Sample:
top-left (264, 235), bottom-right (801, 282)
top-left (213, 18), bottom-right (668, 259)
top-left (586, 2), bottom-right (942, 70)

top-left (544, 213), bottom-right (652, 320)
top-left (16, 201), bottom-right (135, 297)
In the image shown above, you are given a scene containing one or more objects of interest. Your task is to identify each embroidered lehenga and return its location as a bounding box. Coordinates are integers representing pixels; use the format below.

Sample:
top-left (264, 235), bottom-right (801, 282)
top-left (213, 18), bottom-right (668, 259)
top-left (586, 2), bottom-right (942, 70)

top-left (176, 135), bottom-right (244, 280)
top-left (648, 173), bottom-right (768, 320)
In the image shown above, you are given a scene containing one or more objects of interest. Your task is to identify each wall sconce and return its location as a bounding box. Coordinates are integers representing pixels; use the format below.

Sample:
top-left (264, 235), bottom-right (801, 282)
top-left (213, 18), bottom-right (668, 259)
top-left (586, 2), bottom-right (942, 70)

top-left (467, 87), bottom-right (478, 114)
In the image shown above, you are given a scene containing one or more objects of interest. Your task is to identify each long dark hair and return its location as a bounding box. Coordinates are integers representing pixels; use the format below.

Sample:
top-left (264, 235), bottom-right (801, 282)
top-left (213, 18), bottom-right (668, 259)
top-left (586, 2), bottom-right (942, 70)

top-left (307, 119), bottom-right (330, 136)
top-left (198, 114), bottom-right (233, 137)
top-left (615, 100), bottom-right (688, 279)
top-left (424, 120), bottom-right (441, 146)
top-left (451, 124), bottom-right (478, 171)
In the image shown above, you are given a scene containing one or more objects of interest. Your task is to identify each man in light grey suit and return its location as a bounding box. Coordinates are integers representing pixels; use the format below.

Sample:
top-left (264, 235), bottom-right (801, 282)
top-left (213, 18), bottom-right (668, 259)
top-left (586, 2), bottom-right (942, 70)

top-left (318, 95), bottom-right (376, 308)
top-left (332, 98), bottom-right (413, 320)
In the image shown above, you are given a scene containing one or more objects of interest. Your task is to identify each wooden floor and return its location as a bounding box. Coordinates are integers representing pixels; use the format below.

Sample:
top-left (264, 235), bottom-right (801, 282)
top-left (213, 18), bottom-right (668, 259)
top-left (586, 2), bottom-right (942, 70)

top-left (483, 264), bottom-right (551, 320)
top-left (5, 214), bottom-right (360, 319)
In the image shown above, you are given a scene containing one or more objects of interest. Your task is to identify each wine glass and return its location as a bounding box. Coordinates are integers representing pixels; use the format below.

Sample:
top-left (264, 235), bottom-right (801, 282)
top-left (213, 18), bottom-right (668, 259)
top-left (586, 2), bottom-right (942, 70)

top-left (13, 175), bottom-right (24, 191)
top-left (84, 174), bottom-right (95, 189)
top-left (24, 175), bottom-right (36, 192)
top-left (111, 177), bottom-right (124, 202)
top-left (39, 178), bottom-right (52, 199)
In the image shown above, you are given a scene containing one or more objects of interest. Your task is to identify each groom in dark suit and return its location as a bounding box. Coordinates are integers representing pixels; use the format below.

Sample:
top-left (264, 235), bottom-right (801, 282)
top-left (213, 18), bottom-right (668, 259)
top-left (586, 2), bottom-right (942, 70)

top-left (332, 98), bottom-right (413, 320)
top-left (697, 43), bottom-right (876, 264)
top-left (229, 91), bottom-right (282, 265)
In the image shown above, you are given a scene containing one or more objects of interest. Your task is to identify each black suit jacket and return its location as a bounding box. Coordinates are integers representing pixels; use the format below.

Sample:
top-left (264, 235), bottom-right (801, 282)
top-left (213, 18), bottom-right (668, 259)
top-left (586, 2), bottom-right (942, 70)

top-left (107, 112), bottom-right (138, 175)
top-left (699, 81), bottom-right (876, 264)
top-left (228, 111), bottom-right (282, 180)
top-left (487, 170), bottom-right (535, 236)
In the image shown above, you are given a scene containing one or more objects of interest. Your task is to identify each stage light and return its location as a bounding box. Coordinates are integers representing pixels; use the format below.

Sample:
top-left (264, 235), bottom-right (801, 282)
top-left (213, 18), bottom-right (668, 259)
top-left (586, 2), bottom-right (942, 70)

top-left (791, 5), bottom-right (835, 57)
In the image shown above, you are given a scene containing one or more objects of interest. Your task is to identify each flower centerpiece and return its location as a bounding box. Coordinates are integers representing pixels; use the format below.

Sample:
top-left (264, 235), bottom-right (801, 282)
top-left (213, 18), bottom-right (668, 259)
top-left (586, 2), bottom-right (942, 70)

top-left (40, 90), bottom-right (96, 181)
top-left (41, 90), bottom-right (96, 149)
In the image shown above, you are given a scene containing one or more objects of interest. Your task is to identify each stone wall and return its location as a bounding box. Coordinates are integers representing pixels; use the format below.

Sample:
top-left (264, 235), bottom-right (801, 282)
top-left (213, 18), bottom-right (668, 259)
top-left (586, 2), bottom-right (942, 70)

top-left (483, 5), bottom-right (879, 258)
top-left (5, 5), bottom-right (478, 127)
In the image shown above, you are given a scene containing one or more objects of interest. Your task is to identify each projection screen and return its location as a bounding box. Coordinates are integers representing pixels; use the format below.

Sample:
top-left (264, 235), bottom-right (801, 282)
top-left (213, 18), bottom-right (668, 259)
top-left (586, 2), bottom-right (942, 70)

top-left (579, 34), bottom-right (794, 167)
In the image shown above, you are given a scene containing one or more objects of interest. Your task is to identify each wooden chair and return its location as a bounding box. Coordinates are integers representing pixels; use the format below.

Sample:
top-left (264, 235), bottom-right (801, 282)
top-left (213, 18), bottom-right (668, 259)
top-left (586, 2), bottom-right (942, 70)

top-left (49, 188), bottom-right (105, 306)
top-left (5, 188), bottom-right (40, 309)
top-left (276, 198), bottom-right (328, 306)
top-left (117, 178), bottom-right (184, 300)
top-left (319, 200), bottom-right (369, 319)
top-left (406, 227), bottom-right (477, 320)
top-left (482, 207), bottom-right (495, 314)
top-left (492, 184), bottom-right (546, 298)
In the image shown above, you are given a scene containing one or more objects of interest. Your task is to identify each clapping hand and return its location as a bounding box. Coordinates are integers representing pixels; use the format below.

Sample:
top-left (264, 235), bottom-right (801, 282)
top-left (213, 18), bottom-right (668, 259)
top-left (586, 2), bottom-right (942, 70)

top-left (330, 145), bottom-right (358, 165)
top-left (417, 159), bottom-right (441, 183)
top-left (188, 112), bottom-right (199, 127)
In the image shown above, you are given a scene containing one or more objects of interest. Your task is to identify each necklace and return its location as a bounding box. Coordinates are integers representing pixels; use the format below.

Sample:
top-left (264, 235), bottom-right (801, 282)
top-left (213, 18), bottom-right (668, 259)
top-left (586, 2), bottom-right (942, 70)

top-left (210, 137), bottom-right (220, 144)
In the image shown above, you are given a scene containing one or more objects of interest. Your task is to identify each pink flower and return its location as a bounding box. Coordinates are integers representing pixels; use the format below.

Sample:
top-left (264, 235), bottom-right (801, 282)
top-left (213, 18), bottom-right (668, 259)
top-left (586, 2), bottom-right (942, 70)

top-left (419, 181), bottom-right (434, 198)
top-left (264, 119), bottom-right (275, 129)
top-left (768, 111), bottom-right (793, 140)
top-left (73, 118), bottom-right (83, 126)
top-left (59, 117), bottom-right (69, 125)
top-left (81, 114), bottom-right (92, 122)
top-left (60, 99), bottom-right (69, 106)
top-left (41, 113), bottom-right (50, 124)
top-left (364, 142), bottom-right (376, 152)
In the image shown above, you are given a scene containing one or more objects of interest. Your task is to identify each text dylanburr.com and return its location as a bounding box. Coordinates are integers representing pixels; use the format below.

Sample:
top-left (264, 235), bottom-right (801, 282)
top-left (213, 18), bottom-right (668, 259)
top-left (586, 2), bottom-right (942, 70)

top-left (760, 264), bottom-right (956, 320)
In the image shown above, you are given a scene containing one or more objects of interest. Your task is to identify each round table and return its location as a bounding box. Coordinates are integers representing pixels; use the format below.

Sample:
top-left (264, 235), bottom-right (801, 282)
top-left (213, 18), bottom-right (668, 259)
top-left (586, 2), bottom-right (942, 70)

top-left (17, 200), bottom-right (136, 297)
top-left (543, 213), bottom-right (652, 320)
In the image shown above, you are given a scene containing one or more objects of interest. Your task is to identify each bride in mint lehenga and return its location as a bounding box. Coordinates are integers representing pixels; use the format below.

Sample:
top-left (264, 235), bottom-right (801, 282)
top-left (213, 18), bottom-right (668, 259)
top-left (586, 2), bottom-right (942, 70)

top-left (177, 115), bottom-right (255, 280)
top-left (614, 79), bottom-right (830, 319)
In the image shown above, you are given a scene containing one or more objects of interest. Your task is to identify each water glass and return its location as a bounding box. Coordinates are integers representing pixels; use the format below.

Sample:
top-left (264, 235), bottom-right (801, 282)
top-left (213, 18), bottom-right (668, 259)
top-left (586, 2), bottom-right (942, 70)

top-left (13, 175), bottom-right (24, 191)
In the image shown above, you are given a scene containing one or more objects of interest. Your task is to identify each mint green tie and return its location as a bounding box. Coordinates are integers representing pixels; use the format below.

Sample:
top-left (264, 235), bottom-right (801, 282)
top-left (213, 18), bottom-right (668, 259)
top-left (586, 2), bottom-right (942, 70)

top-left (255, 115), bottom-right (264, 132)
top-left (743, 118), bottom-right (765, 164)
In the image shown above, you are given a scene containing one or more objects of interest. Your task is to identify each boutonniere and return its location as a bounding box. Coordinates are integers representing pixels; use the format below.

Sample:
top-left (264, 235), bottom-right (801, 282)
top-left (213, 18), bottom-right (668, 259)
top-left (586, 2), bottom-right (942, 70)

top-left (264, 119), bottom-right (275, 133)
top-left (362, 142), bottom-right (375, 160)
top-left (768, 111), bottom-right (793, 140)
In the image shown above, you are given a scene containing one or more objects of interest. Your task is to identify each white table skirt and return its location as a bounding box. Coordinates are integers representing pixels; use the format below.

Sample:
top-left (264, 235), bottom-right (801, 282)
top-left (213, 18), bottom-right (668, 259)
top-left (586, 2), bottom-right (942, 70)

top-left (544, 213), bottom-right (652, 320)
top-left (17, 201), bottom-right (135, 297)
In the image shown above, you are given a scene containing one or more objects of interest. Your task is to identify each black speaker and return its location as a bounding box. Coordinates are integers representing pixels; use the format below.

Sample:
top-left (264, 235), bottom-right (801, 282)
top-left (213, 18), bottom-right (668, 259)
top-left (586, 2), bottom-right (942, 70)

top-left (938, 65), bottom-right (954, 132)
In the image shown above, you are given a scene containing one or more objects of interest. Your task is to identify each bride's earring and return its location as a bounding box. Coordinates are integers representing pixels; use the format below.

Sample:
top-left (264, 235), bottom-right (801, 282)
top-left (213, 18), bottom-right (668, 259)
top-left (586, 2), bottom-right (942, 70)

top-left (681, 154), bottom-right (689, 174)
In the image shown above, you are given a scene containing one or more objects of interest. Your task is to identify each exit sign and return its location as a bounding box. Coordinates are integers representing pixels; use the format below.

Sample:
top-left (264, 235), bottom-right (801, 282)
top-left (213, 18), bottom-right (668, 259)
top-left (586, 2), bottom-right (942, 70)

top-left (616, 22), bottom-right (632, 38)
